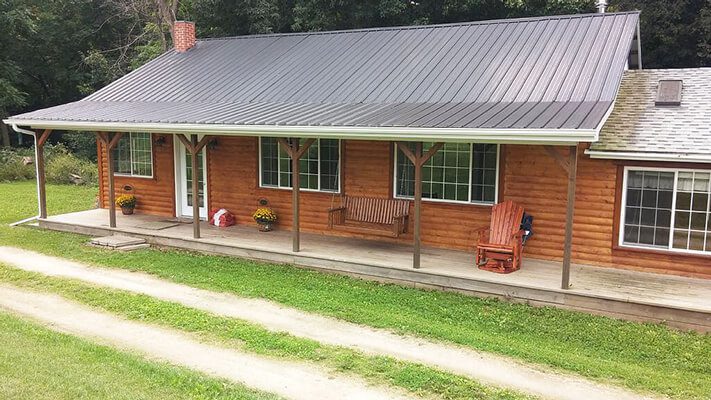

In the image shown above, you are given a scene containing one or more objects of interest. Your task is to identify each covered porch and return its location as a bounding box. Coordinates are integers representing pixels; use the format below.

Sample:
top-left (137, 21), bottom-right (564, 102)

top-left (40, 208), bottom-right (711, 332)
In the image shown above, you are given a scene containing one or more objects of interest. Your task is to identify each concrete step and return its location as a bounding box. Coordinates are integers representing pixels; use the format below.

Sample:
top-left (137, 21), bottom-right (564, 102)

top-left (116, 243), bottom-right (151, 251)
top-left (90, 235), bottom-right (148, 251)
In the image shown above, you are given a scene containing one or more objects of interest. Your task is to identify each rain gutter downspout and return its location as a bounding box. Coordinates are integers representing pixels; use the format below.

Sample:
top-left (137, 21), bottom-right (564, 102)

top-left (8, 124), bottom-right (41, 226)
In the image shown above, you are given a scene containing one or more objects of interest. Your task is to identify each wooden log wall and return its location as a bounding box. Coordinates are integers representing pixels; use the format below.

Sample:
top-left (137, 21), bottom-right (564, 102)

top-left (98, 134), bottom-right (175, 216)
top-left (98, 135), bottom-right (711, 278)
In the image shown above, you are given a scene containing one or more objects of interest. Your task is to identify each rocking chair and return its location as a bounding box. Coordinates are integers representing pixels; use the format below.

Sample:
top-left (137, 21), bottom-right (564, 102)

top-left (475, 200), bottom-right (525, 274)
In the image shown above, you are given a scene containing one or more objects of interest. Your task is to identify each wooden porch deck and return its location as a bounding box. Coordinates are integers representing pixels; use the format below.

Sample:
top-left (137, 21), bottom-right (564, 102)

top-left (40, 209), bottom-right (711, 332)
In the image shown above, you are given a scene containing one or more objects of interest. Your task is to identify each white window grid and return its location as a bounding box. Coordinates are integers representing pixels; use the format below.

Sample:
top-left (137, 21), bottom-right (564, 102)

top-left (620, 166), bottom-right (711, 255)
top-left (394, 143), bottom-right (500, 205)
top-left (259, 137), bottom-right (341, 193)
top-left (113, 132), bottom-right (153, 178)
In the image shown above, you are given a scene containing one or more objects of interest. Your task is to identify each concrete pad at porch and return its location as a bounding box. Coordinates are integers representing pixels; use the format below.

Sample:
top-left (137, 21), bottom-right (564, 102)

top-left (40, 209), bottom-right (711, 332)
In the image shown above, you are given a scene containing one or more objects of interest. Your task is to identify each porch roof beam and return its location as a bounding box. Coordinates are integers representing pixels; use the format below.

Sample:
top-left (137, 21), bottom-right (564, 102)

top-left (177, 133), bottom-right (212, 154)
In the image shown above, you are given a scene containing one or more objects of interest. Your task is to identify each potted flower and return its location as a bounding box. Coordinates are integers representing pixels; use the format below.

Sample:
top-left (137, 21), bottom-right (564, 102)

top-left (252, 207), bottom-right (277, 232)
top-left (115, 194), bottom-right (137, 215)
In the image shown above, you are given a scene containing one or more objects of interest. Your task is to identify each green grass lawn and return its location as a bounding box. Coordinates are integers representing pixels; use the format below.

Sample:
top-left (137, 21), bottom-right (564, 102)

top-left (0, 311), bottom-right (280, 400)
top-left (2, 181), bottom-right (711, 399)
top-left (0, 265), bottom-right (530, 400)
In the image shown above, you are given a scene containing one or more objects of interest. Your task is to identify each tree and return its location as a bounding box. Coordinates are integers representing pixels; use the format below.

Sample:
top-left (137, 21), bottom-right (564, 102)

top-left (614, 0), bottom-right (709, 68)
top-left (698, 0), bottom-right (711, 65)
top-left (0, 0), bottom-right (34, 146)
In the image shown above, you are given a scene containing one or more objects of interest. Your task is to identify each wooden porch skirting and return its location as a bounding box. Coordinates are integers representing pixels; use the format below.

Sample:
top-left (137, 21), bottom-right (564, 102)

top-left (38, 211), bottom-right (711, 333)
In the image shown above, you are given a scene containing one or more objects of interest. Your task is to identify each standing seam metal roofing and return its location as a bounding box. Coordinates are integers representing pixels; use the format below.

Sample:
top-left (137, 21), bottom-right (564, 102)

top-left (6, 11), bottom-right (640, 135)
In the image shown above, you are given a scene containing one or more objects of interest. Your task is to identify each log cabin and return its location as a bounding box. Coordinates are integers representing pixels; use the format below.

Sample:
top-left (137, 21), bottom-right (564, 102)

top-left (6, 11), bottom-right (711, 329)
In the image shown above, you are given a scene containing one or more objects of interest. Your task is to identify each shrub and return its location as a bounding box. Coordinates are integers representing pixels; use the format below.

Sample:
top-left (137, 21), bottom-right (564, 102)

top-left (0, 147), bottom-right (35, 182)
top-left (45, 146), bottom-right (98, 186)
top-left (0, 144), bottom-right (98, 185)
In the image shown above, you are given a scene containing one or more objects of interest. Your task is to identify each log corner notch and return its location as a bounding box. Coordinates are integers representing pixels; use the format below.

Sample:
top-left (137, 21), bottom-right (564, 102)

top-left (96, 132), bottom-right (124, 228)
top-left (35, 129), bottom-right (52, 219)
top-left (543, 145), bottom-right (579, 290)
top-left (278, 138), bottom-right (316, 252)
top-left (396, 141), bottom-right (444, 269)
top-left (176, 134), bottom-right (212, 239)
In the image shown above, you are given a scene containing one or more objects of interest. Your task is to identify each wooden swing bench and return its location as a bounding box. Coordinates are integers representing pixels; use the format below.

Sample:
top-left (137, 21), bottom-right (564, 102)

top-left (328, 196), bottom-right (410, 238)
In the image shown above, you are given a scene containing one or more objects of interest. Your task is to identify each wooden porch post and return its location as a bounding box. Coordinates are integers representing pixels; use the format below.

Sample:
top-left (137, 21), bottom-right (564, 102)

top-left (176, 134), bottom-right (212, 239)
top-left (278, 138), bottom-right (315, 252)
top-left (396, 141), bottom-right (443, 269)
top-left (561, 145), bottom-right (578, 289)
top-left (97, 132), bottom-right (123, 228)
top-left (35, 129), bottom-right (52, 219)
top-left (190, 134), bottom-right (201, 238)
top-left (544, 145), bottom-right (578, 289)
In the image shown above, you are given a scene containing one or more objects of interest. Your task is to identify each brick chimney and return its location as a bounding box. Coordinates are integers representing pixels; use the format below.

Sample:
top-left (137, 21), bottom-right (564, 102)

top-left (173, 21), bottom-right (196, 52)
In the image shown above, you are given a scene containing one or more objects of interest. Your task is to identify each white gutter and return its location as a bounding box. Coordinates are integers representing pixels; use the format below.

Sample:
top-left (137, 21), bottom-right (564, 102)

top-left (585, 149), bottom-right (711, 163)
top-left (2, 119), bottom-right (596, 145)
top-left (8, 124), bottom-right (42, 226)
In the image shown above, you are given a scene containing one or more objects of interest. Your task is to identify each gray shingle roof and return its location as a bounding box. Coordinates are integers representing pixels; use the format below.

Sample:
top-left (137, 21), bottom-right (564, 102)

top-left (6, 12), bottom-right (640, 139)
top-left (590, 68), bottom-right (711, 158)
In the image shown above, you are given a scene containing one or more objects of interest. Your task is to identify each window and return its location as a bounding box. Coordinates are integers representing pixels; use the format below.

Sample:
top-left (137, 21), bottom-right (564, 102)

top-left (621, 167), bottom-right (711, 254)
top-left (395, 143), bottom-right (499, 204)
top-left (113, 133), bottom-right (153, 177)
top-left (259, 137), bottom-right (340, 192)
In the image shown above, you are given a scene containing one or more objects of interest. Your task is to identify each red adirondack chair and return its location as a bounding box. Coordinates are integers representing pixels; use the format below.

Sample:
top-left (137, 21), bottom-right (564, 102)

top-left (475, 200), bottom-right (525, 274)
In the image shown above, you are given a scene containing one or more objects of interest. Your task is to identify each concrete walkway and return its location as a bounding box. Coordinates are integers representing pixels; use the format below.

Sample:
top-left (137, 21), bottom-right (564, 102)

top-left (0, 285), bottom-right (412, 400)
top-left (0, 247), bottom-right (660, 400)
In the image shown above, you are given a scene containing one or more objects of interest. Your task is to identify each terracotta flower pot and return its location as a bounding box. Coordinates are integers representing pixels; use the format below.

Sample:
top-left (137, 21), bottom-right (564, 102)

top-left (121, 206), bottom-right (134, 215)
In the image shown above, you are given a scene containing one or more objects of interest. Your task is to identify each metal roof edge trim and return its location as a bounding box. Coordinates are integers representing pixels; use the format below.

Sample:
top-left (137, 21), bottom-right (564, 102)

top-left (197, 11), bottom-right (642, 42)
top-left (4, 118), bottom-right (594, 144)
top-left (585, 150), bottom-right (711, 163)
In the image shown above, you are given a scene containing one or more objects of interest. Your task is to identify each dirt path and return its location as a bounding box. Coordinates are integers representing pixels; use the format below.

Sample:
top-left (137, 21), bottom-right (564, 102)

top-left (0, 247), bottom-right (659, 400)
top-left (0, 285), bottom-right (413, 400)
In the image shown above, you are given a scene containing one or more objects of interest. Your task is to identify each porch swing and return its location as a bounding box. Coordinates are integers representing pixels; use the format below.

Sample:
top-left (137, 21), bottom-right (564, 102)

top-left (326, 147), bottom-right (411, 238)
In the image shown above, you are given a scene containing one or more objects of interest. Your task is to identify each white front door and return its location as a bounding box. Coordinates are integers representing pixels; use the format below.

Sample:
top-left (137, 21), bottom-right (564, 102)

top-left (175, 138), bottom-right (208, 219)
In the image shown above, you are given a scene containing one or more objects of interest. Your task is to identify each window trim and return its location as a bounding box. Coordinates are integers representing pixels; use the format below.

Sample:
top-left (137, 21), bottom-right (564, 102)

top-left (113, 132), bottom-right (154, 179)
top-left (619, 165), bottom-right (711, 256)
top-left (392, 143), bottom-right (500, 206)
top-left (258, 137), bottom-right (342, 193)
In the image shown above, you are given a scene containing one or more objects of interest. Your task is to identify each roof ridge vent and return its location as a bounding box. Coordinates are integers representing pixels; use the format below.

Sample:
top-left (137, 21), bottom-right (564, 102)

top-left (655, 79), bottom-right (683, 106)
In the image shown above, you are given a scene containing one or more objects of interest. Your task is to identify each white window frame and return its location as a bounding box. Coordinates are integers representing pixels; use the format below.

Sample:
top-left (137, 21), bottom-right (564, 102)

top-left (113, 132), bottom-right (154, 178)
top-left (393, 143), bottom-right (500, 206)
top-left (619, 165), bottom-right (711, 256)
top-left (258, 137), bottom-right (341, 193)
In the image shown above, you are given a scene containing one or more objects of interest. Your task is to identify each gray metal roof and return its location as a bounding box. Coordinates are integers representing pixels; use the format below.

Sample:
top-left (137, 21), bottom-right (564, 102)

top-left (6, 11), bottom-right (640, 140)
top-left (589, 68), bottom-right (711, 159)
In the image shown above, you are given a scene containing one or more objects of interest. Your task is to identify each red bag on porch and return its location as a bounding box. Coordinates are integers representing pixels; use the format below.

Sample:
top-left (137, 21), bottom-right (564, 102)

top-left (208, 208), bottom-right (235, 227)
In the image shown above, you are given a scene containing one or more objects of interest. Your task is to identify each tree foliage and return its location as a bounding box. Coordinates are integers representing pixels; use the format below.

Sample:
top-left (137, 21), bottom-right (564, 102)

top-left (1, 0), bottom-right (709, 126)
top-left (612, 0), bottom-right (711, 69)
